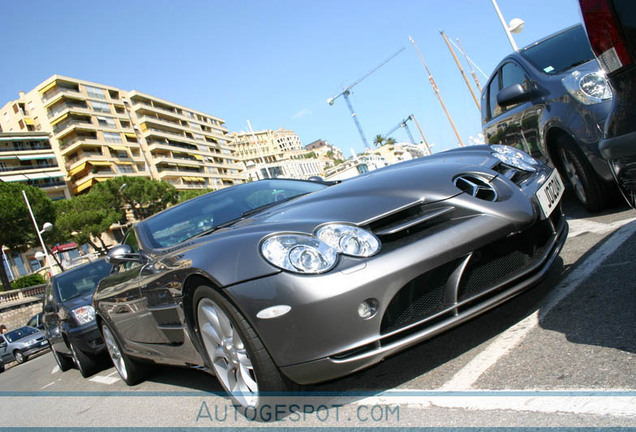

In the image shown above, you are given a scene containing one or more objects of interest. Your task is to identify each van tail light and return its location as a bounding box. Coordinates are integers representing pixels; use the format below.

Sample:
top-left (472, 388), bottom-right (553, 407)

top-left (579, 0), bottom-right (631, 74)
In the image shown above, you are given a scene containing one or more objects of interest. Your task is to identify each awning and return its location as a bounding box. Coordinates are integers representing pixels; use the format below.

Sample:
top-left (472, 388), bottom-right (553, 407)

top-left (114, 161), bottom-right (133, 165)
top-left (38, 80), bottom-right (57, 95)
top-left (176, 161), bottom-right (199, 168)
top-left (109, 145), bottom-right (128, 151)
top-left (48, 171), bottom-right (64, 178)
top-left (89, 161), bottom-right (111, 167)
top-left (0, 174), bottom-right (28, 182)
top-left (124, 133), bottom-right (137, 139)
top-left (24, 118), bottom-right (34, 126)
top-left (192, 177), bottom-right (206, 182)
top-left (0, 156), bottom-right (17, 160)
top-left (52, 242), bottom-right (78, 253)
top-left (193, 154), bottom-right (204, 161)
top-left (16, 154), bottom-right (56, 161)
top-left (182, 176), bottom-right (192, 181)
top-left (140, 123), bottom-right (148, 131)
top-left (49, 112), bottom-right (69, 127)
top-left (68, 162), bottom-right (87, 177)
top-left (0, 135), bottom-right (49, 141)
top-left (74, 178), bottom-right (95, 193)
top-left (24, 172), bottom-right (54, 180)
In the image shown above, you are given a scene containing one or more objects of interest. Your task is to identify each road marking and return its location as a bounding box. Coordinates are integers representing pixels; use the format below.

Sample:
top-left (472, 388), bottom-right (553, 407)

top-left (40, 382), bottom-right (56, 390)
top-left (106, 370), bottom-right (119, 378)
top-left (440, 220), bottom-right (636, 391)
top-left (89, 375), bottom-right (120, 385)
top-left (51, 366), bottom-right (59, 374)
top-left (567, 216), bottom-right (636, 238)
top-left (357, 389), bottom-right (636, 418)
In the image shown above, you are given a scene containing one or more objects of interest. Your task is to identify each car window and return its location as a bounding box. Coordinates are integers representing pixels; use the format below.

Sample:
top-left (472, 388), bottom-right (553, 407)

top-left (499, 62), bottom-right (531, 111)
top-left (5, 327), bottom-right (37, 343)
top-left (521, 25), bottom-right (595, 75)
top-left (54, 259), bottom-right (113, 302)
top-left (488, 71), bottom-right (502, 120)
top-left (27, 316), bottom-right (38, 327)
top-left (118, 231), bottom-right (142, 272)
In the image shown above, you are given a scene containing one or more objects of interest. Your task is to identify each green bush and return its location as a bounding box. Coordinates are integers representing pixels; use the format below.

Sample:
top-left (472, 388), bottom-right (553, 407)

top-left (11, 273), bottom-right (46, 290)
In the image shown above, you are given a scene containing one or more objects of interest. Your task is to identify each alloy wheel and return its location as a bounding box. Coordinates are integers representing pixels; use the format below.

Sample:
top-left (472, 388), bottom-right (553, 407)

top-left (197, 298), bottom-right (258, 408)
top-left (559, 147), bottom-right (587, 204)
top-left (102, 325), bottom-right (128, 380)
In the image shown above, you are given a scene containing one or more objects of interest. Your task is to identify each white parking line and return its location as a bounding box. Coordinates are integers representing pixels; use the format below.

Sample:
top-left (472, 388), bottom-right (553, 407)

top-left (40, 382), bottom-right (56, 390)
top-left (51, 366), bottom-right (60, 374)
top-left (440, 220), bottom-right (636, 391)
top-left (88, 375), bottom-right (120, 385)
top-left (567, 216), bottom-right (636, 238)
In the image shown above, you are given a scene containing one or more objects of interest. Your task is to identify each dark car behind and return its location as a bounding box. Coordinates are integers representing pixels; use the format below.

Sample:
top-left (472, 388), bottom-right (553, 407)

top-left (481, 24), bottom-right (617, 211)
top-left (43, 259), bottom-right (112, 377)
top-left (580, 0), bottom-right (636, 207)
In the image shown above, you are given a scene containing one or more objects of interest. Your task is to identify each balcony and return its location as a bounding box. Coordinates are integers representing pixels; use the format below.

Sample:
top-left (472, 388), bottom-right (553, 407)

top-left (0, 142), bottom-right (52, 152)
top-left (0, 163), bottom-right (58, 173)
top-left (53, 118), bottom-right (94, 136)
top-left (47, 102), bottom-right (90, 119)
top-left (42, 87), bottom-right (82, 105)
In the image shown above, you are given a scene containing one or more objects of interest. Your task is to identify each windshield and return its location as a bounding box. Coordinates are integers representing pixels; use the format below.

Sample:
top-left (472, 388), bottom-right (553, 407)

top-left (140, 179), bottom-right (328, 249)
top-left (521, 25), bottom-right (596, 75)
top-left (5, 326), bottom-right (37, 343)
top-left (54, 259), bottom-right (113, 302)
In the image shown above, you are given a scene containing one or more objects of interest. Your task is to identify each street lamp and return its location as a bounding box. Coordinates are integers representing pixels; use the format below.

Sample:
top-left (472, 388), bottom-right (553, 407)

top-left (491, 0), bottom-right (524, 51)
top-left (21, 190), bottom-right (54, 275)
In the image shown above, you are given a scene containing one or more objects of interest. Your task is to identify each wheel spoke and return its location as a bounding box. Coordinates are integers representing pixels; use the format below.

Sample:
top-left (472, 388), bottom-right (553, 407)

top-left (201, 322), bottom-right (222, 346)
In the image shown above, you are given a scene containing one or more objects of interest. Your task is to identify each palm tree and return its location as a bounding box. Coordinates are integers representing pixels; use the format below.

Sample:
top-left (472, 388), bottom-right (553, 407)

top-left (385, 137), bottom-right (397, 145)
top-left (373, 134), bottom-right (385, 147)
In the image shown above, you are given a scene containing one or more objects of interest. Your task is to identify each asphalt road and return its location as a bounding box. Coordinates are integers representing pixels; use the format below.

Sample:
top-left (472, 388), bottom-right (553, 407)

top-left (1, 195), bottom-right (635, 429)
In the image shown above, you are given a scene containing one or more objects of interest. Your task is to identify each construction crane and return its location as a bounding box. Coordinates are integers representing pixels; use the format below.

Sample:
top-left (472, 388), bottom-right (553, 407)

top-left (328, 47), bottom-right (405, 149)
top-left (384, 115), bottom-right (416, 144)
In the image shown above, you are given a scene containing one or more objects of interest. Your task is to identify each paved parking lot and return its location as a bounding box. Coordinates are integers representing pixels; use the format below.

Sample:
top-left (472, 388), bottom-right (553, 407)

top-left (1, 197), bottom-right (635, 428)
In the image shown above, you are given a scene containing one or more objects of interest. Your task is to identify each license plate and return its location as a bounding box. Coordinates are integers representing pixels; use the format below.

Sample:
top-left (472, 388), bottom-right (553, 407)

top-left (536, 170), bottom-right (565, 219)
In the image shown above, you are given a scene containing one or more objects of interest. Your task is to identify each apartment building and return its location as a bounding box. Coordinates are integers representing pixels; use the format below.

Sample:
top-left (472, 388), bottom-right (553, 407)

top-left (0, 132), bottom-right (70, 201)
top-left (229, 127), bottom-right (321, 181)
top-left (0, 75), bottom-right (244, 195)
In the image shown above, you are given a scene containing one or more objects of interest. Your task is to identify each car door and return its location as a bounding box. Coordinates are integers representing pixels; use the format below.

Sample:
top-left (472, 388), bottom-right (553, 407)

top-left (96, 230), bottom-right (147, 344)
top-left (0, 335), bottom-right (9, 362)
top-left (484, 61), bottom-right (543, 159)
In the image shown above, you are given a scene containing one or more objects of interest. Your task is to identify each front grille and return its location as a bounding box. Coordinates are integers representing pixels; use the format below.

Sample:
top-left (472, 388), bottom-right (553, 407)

top-left (379, 217), bottom-right (557, 336)
top-left (380, 259), bottom-right (460, 334)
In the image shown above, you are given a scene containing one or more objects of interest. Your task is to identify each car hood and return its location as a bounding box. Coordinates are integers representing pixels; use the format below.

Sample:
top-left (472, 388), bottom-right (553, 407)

top-left (241, 151), bottom-right (491, 227)
top-left (62, 292), bottom-right (94, 311)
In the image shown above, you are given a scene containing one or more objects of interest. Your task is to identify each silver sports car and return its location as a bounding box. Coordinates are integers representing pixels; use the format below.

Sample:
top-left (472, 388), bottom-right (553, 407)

top-left (94, 144), bottom-right (567, 411)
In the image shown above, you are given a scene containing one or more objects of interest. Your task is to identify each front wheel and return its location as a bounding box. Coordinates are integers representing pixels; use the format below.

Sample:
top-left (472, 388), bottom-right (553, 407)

top-left (101, 322), bottom-right (146, 385)
top-left (51, 347), bottom-right (73, 371)
top-left (69, 341), bottom-right (99, 378)
top-left (556, 137), bottom-right (606, 212)
top-left (13, 350), bottom-right (26, 364)
top-left (193, 285), bottom-right (295, 414)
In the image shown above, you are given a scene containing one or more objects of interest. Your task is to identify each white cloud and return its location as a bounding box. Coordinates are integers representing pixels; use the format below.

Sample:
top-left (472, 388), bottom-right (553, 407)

top-left (292, 109), bottom-right (312, 119)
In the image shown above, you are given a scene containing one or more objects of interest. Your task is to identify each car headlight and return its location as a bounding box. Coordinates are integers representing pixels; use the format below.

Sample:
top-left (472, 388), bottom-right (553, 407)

top-left (261, 234), bottom-right (338, 274)
top-left (491, 144), bottom-right (539, 172)
top-left (316, 224), bottom-right (380, 257)
top-left (562, 70), bottom-right (612, 105)
top-left (26, 339), bottom-right (37, 346)
top-left (71, 306), bottom-right (96, 325)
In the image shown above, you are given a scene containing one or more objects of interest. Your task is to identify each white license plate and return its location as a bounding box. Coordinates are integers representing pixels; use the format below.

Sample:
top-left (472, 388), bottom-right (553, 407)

top-left (536, 169), bottom-right (565, 219)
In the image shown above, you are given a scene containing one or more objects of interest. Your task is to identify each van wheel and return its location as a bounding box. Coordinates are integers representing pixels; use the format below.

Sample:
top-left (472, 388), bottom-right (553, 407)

top-left (556, 136), bottom-right (605, 212)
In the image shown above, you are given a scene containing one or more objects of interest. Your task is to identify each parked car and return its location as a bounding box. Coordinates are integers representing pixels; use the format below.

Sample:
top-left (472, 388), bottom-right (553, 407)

top-left (43, 258), bottom-right (112, 377)
top-left (481, 24), bottom-right (617, 211)
top-left (93, 146), bottom-right (568, 413)
top-left (0, 326), bottom-right (49, 364)
top-left (26, 312), bottom-right (44, 330)
top-left (580, 0), bottom-right (636, 207)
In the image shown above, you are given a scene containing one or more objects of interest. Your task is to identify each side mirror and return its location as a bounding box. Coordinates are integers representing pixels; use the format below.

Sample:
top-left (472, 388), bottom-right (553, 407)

top-left (44, 302), bottom-right (55, 313)
top-left (497, 83), bottom-right (536, 107)
top-left (106, 244), bottom-right (140, 264)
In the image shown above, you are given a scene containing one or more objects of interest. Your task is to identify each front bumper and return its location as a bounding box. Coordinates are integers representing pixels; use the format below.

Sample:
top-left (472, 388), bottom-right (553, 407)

top-left (227, 202), bottom-right (568, 385)
top-left (67, 322), bottom-right (105, 355)
top-left (20, 339), bottom-right (50, 358)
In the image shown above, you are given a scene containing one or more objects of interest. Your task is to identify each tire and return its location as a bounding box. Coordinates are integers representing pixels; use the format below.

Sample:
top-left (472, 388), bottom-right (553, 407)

top-left (556, 136), bottom-right (606, 212)
top-left (69, 341), bottom-right (99, 378)
top-left (0, 361), bottom-right (4, 373)
top-left (193, 285), bottom-right (296, 417)
top-left (51, 347), bottom-right (73, 372)
top-left (101, 321), bottom-right (146, 385)
top-left (13, 350), bottom-right (26, 364)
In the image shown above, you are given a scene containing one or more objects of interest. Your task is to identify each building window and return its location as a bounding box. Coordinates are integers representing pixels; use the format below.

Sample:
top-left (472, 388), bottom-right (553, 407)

top-left (103, 132), bottom-right (122, 143)
top-left (86, 85), bottom-right (106, 100)
top-left (97, 117), bottom-right (116, 128)
top-left (92, 101), bottom-right (111, 113)
top-left (11, 252), bottom-right (26, 277)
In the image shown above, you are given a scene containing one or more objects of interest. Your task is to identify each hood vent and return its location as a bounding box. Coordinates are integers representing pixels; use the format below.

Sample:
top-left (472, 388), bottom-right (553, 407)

top-left (454, 175), bottom-right (498, 201)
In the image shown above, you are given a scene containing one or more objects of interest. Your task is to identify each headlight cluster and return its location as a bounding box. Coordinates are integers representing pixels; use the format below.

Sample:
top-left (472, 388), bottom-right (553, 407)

top-left (71, 305), bottom-right (96, 325)
top-left (261, 224), bottom-right (381, 274)
top-left (491, 144), bottom-right (539, 172)
top-left (562, 70), bottom-right (612, 105)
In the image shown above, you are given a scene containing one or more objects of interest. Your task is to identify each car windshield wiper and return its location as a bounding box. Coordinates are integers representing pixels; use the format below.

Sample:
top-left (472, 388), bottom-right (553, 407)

top-left (189, 218), bottom-right (242, 240)
top-left (241, 193), bottom-right (309, 218)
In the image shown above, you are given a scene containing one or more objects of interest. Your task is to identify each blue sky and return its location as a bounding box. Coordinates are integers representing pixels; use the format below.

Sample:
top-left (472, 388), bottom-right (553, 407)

top-left (0, 0), bottom-right (582, 156)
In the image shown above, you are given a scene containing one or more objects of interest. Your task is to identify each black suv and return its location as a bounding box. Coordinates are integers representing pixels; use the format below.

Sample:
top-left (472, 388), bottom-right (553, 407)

top-left (580, 0), bottom-right (636, 208)
top-left (43, 259), bottom-right (112, 377)
top-left (482, 25), bottom-right (616, 211)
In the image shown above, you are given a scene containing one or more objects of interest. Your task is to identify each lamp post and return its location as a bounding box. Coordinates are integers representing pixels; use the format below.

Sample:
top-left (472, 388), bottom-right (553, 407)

top-left (491, 0), bottom-right (524, 51)
top-left (22, 190), bottom-right (54, 275)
